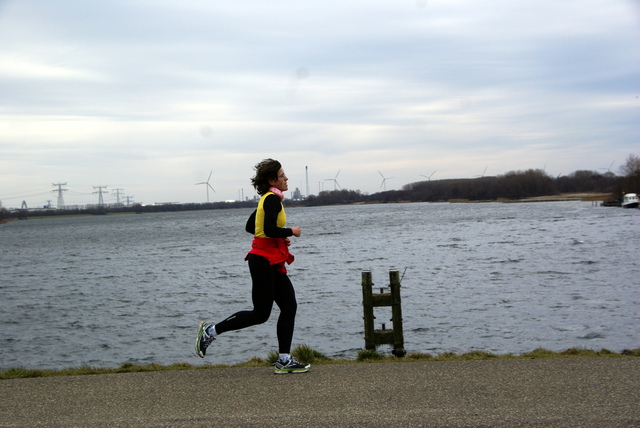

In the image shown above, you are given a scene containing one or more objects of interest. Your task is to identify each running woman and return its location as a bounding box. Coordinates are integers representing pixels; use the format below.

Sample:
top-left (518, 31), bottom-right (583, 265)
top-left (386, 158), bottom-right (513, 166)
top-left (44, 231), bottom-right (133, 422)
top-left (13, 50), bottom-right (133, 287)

top-left (195, 159), bottom-right (310, 374)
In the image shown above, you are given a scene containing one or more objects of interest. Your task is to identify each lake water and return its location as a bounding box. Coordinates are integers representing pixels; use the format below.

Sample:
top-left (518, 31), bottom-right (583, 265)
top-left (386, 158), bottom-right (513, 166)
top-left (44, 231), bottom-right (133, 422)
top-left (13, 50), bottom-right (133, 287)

top-left (1, 201), bottom-right (638, 370)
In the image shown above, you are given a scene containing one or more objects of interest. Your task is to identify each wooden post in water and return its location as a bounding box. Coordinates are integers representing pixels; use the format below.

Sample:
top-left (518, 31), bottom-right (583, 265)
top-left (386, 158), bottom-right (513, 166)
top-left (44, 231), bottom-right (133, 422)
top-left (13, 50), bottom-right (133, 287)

top-left (388, 269), bottom-right (405, 356)
top-left (361, 270), bottom-right (375, 351)
top-left (361, 269), bottom-right (406, 357)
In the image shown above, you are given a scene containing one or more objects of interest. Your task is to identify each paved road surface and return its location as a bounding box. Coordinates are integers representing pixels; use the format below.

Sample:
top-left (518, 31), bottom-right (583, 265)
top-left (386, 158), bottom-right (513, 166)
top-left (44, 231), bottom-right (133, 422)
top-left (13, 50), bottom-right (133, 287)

top-left (1, 358), bottom-right (638, 427)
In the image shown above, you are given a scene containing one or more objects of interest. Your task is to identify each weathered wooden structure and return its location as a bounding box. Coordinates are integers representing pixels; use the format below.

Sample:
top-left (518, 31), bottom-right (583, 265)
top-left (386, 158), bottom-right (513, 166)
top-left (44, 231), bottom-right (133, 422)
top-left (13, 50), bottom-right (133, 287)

top-left (361, 269), bottom-right (406, 357)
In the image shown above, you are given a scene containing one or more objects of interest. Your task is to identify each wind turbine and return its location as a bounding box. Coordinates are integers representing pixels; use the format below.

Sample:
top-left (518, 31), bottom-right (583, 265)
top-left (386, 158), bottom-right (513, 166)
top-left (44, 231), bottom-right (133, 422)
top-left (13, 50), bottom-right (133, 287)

top-left (324, 170), bottom-right (341, 190)
top-left (378, 170), bottom-right (394, 191)
top-left (420, 170), bottom-right (437, 181)
top-left (599, 161), bottom-right (614, 174)
top-left (475, 166), bottom-right (488, 178)
top-left (196, 171), bottom-right (215, 202)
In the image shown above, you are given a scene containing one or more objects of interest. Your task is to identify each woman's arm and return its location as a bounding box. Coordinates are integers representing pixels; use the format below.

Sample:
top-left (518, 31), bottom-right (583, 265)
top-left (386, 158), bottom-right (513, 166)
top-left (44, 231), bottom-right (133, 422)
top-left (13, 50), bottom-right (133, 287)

top-left (245, 210), bottom-right (257, 234)
top-left (262, 194), bottom-right (293, 238)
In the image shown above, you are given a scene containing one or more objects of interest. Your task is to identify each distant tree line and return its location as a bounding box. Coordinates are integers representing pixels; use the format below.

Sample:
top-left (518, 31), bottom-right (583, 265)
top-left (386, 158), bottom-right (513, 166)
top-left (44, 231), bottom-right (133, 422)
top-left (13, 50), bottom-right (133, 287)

top-left (2, 154), bottom-right (638, 220)
top-left (303, 168), bottom-right (604, 206)
top-left (304, 154), bottom-right (639, 206)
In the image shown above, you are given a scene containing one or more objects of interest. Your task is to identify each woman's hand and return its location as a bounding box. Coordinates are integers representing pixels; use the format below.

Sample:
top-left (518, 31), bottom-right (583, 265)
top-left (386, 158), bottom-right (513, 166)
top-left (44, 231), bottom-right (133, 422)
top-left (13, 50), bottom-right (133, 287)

top-left (291, 226), bottom-right (301, 237)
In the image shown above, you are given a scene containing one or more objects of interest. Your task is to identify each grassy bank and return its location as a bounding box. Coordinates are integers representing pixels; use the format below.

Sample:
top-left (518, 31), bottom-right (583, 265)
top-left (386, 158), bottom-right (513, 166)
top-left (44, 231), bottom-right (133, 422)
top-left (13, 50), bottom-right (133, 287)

top-left (2, 346), bottom-right (638, 380)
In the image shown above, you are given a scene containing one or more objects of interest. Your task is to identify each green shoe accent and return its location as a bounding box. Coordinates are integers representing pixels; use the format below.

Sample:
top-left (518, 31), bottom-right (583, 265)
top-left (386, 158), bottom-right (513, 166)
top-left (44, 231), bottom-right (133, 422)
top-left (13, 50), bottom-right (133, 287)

top-left (274, 357), bottom-right (310, 374)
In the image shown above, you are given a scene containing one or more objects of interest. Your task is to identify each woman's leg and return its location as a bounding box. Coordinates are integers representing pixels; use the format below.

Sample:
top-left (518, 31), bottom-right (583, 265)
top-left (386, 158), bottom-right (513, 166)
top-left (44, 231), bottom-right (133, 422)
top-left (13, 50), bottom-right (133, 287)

top-left (214, 254), bottom-right (276, 334)
top-left (273, 273), bottom-right (297, 354)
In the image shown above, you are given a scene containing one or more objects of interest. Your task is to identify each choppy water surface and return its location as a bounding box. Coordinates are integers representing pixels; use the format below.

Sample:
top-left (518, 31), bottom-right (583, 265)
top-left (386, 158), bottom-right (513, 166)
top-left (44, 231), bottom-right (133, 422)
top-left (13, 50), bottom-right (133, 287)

top-left (1, 202), bottom-right (638, 370)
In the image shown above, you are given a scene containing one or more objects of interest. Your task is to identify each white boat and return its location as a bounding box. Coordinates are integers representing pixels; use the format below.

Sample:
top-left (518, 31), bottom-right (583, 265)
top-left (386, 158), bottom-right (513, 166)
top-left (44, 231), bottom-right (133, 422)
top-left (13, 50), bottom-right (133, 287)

top-left (622, 193), bottom-right (639, 209)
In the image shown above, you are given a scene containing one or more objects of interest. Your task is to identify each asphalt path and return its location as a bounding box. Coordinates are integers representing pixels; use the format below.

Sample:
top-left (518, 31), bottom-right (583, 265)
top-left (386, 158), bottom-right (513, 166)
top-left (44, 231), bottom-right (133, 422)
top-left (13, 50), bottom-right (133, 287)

top-left (1, 358), bottom-right (638, 427)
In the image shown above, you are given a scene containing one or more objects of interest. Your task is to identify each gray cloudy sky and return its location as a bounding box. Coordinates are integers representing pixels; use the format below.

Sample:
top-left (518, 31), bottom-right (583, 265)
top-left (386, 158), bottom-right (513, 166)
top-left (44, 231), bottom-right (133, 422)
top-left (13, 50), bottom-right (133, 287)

top-left (1, 0), bottom-right (639, 207)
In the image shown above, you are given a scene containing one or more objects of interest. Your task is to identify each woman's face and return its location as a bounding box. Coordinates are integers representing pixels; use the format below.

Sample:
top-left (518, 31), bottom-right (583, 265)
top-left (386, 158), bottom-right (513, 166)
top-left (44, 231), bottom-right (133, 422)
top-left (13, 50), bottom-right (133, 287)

top-left (268, 168), bottom-right (288, 192)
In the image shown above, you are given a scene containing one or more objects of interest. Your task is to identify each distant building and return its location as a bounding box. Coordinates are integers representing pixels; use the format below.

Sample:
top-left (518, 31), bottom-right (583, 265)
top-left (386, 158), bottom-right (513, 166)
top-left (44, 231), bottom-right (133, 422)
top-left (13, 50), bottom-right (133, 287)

top-left (292, 187), bottom-right (303, 201)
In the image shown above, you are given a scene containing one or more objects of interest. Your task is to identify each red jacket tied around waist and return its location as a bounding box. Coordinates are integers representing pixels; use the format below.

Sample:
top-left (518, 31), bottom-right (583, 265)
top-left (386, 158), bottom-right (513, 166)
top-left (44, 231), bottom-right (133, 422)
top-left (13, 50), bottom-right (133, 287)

top-left (246, 237), bottom-right (295, 274)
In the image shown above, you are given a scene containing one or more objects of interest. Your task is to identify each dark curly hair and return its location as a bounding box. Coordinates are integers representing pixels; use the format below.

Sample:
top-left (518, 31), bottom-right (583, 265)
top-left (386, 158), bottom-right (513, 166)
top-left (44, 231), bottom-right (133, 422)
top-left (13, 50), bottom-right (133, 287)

top-left (251, 158), bottom-right (282, 195)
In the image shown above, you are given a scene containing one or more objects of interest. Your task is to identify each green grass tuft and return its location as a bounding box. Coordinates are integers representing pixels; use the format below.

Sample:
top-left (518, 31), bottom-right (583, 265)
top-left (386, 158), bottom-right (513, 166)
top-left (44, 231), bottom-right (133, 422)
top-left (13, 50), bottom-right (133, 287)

top-left (1, 368), bottom-right (46, 379)
top-left (520, 348), bottom-right (559, 358)
top-left (266, 344), bottom-right (330, 365)
top-left (459, 350), bottom-right (499, 360)
top-left (436, 351), bottom-right (458, 360)
top-left (293, 343), bottom-right (330, 364)
top-left (405, 352), bottom-right (434, 361)
top-left (266, 350), bottom-right (279, 365)
top-left (356, 349), bottom-right (384, 361)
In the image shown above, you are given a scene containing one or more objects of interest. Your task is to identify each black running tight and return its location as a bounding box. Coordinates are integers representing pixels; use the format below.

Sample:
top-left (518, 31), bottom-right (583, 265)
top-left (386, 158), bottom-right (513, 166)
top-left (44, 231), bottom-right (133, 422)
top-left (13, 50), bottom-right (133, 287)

top-left (214, 253), bottom-right (297, 354)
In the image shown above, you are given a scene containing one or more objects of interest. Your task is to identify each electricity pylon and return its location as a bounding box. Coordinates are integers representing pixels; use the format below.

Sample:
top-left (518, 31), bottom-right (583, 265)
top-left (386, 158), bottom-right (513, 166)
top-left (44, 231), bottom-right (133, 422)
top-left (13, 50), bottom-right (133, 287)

top-left (113, 188), bottom-right (124, 205)
top-left (93, 185), bottom-right (108, 206)
top-left (52, 182), bottom-right (67, 209)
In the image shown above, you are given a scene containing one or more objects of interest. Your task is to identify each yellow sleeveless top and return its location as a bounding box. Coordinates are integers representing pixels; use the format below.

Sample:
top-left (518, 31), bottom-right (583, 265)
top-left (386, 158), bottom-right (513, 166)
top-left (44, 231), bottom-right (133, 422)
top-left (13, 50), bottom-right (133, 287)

top-left (254, 192), bottom-right (287, 238)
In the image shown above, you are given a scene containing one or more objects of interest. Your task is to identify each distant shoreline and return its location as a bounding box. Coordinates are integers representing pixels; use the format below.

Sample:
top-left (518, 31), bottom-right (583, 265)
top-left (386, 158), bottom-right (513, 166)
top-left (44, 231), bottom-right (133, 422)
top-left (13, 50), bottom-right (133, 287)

top-left (0, 192), bottom-right (619, 223)
top-left (509, 192), bottom-right (613, 203)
